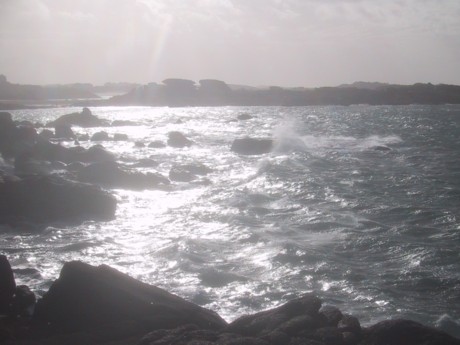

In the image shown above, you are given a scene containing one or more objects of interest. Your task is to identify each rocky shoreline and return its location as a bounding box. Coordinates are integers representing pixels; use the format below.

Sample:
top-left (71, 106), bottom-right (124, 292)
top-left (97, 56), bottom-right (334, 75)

top-left (0, 256), bottom-right (459, 345)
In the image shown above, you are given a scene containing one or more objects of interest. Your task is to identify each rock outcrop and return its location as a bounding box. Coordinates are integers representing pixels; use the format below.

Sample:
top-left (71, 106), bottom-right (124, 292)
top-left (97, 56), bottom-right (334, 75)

top-left (33, 261), bottom-right (227, 336)
top-left (46, 108), bottom-right (109, 128)
top-left (77, 160), bottom-right (170, 190)
top-left (0, 175), bottom-right (117, 224)
top-left (231, 137), bottom-right (273, 155)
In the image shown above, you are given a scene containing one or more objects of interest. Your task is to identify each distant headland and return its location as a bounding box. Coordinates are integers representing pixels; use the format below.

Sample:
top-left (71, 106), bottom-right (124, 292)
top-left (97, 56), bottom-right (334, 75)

top-left (1, 74), bottom-right (460, 109)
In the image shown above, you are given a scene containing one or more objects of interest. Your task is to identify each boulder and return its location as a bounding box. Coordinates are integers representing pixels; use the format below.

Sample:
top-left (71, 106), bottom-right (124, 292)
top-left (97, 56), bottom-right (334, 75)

top-left (113, 133), bottom-right (128, 141)
top-left (46, 108), bottom-right (109, 128)
top-left (360, 319), bottom-right (460, 345)
top-left (0, 255), bottom-right (15, 314)
top-left (33, 261), bottom-right (227, 334)
top-left (11, 285), bottom-right (36, 317)
top-left (0, 175), bottom-right (117, 224)
top-left (149, 140), bottom-right (166, 148)
top-left (90, 131), bottom-right (110, 141)
top-left (111, 120), bottom-right (138, 126)
top-left (237, 113), bottom-right (254, 120)
top-left (167, 131), bottom-right (193, 148)
top-left (77, 160), bottom-right (170, 190)
top-left (54, 123), bottom-right (75, 140)
top-left (169, 163), bottom-right (212, 182)
top-left (226, 294), bottom-right (322, 337)
top-left (231, 138), bottom-right (273, 155)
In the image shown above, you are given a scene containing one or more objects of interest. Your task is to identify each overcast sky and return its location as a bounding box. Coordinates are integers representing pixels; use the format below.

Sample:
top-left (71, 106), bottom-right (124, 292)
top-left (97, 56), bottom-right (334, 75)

top-left (1, 0), bottom-right (459, 87)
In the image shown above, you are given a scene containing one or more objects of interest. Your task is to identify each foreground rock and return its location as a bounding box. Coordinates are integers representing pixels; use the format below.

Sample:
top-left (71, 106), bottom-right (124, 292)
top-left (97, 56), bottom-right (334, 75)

top-left (231, 137), bottom-right (273, 155)
top-left (0, 175), bottom-right (116, 224)
top-left (32, 261), bottom-right (227, 340)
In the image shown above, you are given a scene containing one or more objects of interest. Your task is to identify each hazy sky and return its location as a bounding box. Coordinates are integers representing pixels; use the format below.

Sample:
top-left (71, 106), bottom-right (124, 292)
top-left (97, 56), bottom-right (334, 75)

top-left (1, 0), bottom-right (459, 87)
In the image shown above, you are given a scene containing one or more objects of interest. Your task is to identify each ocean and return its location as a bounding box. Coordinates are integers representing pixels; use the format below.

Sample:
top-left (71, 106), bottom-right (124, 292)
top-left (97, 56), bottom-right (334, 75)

top-left (1, 104), bottom-right (460, 334)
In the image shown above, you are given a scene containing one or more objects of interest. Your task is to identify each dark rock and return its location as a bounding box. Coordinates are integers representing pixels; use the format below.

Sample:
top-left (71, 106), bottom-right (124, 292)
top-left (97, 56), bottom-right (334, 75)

top-left (79, 145), bottom-right (116, 163)
top-left (314, 327), bottom-right (344, 345)
top-left (90, 131), bottom-right (110, 141)
top-left (276, 314), bottom-right (316, 336)
top-left (231, 138), bottom-right (273, 155)
top-left (134, 141), bottom-right (145, 147)
top-left (0, 112), bottom-right (16, 158)
top-left (360, 319), bottom-right (460, 345)
top-left (33, 261), bottom-right (227, 335)
top-left (113, 133), bottom-right (128, 141)
top-left (11, 285), bottom-right (36, 317)
top-left (38, 129), bottom-right (54, 141)
top-left (149, 140), bottom-right (166, 148)
top-left (320, 305), bottom-right (343, 327)
top-left (167, 131), bottom-right (193, 148)
top-left (77, 160), bottom-right (170, 190)
top-left (130, 158), bottom-right (159, 168)
top-left (78, 133), bottom-right (90, 141)
top-left (54, 123), bottom-right (75, 140)
top-left (46, 108), bottom-right (109, 128)
top-left (111, 120), bottom-right (138, 126)
top-left (0, 175), bottom-right (117, 224)
top-left (227, 294), bottom-right (322, 337)
top-left (337, 314), bottom-right (360, 335)
top-left (0, 255), bottom-right (15, 314)
top-left (237, 113), bottom-right (254, 120)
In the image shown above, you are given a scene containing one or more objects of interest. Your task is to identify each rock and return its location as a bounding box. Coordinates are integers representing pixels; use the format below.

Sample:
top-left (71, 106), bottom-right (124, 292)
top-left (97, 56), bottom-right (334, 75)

top-left (134, 141), bottom-right (145, 147)
top-left (149, 140), bottom-right (166, 148)
top-left (226, 294), bottom-right (322, 337)
top-left (231, 138), bottom-right (273, 155)
top-left (360, 319), bottom-right (460, 345)
top-left (0, 112), bottom-right (16, 158)
top-left (111, 120), bottom-right (138, 126)
top-left (38, 129), bottom-right (54, 141)
top-left (0, 255), bottom-right (15, 314)
top-left (113, 133), bottom-right (128, 141)
top-left (33, 261), bottom-right (227, 335)
top-left (77, 160), bottom-right (170, 190)
top-left (237, 113), bottom-right (254, 120)
top-left (90, 131), bottom-right (110, 141)
top-left (0, 175), bottom-right (117, 224)
top-left (11, 285), bottom-right (36, 317)
top-left (46, 108), bottom-right (109, 128)
top-left (320, 305), bottom-right (343, 327)
top-left (79, 145), bottom-right (116, 163)
top-left (313, 326), bottom-right (344, 345)
top-left (167, 131), bottom-right (193, 148)
top-left (337, 314), bottom-right (361, 335)
top-left (54, 123), bottom-right (75, 140)
top-left (140, 324), bottom-right (270, 345)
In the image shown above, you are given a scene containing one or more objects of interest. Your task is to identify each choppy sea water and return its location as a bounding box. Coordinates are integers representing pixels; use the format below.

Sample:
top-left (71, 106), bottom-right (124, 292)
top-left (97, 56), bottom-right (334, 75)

top-left (1, 105), bottom-right (460, 334)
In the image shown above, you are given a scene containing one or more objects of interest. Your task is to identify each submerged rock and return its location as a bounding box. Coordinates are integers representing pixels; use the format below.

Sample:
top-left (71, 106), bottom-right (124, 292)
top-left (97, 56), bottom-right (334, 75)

top-left (231, 137), bottom-right (273, 155)
top-left (77, 160), bottom-right (170, 190)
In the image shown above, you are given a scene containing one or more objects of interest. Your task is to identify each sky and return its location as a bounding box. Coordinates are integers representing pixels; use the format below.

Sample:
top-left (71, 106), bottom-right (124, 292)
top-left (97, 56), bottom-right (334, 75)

top-left (0, 0), bottom-right (459, 87)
